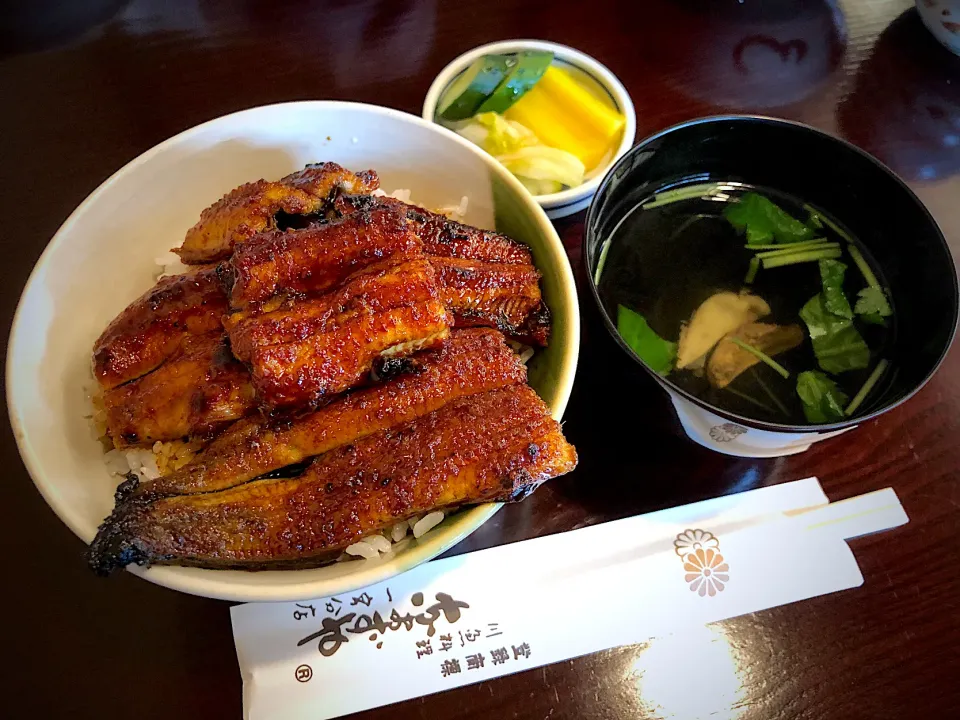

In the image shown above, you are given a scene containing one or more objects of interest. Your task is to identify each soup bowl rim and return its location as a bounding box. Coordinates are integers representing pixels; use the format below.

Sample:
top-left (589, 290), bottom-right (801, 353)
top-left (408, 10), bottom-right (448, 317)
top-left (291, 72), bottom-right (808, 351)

top-left (583, 113), bottom-right (959, 433)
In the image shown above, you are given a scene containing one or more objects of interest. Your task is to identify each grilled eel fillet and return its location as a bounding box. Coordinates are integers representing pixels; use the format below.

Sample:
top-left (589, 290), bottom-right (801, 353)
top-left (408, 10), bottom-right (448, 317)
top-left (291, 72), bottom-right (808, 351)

top-left (333, 193), bottom-right (533, 264)
top-left (93, 266), bottom-right (228, 390)
top-left (103, 332), bottom-right (256, 446)
top-left (333, 194), bottom-right (550, 345)
top-left (223, 253), bottom-right (451, 412)
top-left (225, 206), bottom-right (420, 307)
top-left (89, 384), bottom-right (577, 573)
top-left (176, 162), bottom-right (379, 264)
top-left (432, 257), bottom-right (550, 346)
top-left (224, 193), bottom-right (550, 345)
top-left (130, 328), bottom-right (526, 497)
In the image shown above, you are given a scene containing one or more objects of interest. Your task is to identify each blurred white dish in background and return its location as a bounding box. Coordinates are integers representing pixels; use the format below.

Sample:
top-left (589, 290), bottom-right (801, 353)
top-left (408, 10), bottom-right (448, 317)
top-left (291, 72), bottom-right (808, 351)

top-left (917, 0), bottom-right (960, 55)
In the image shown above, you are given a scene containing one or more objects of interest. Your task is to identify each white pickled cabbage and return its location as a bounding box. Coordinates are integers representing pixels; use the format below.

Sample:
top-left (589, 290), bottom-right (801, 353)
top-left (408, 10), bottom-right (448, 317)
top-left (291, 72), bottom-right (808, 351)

top-left (470, 111), bottom-right (539, 155)
top-left (497, 146), bottom-right (585, 189)
top-left (518, 177), bottom-right (563, 195)
top-left (455, 112), bottom-right (585, 192)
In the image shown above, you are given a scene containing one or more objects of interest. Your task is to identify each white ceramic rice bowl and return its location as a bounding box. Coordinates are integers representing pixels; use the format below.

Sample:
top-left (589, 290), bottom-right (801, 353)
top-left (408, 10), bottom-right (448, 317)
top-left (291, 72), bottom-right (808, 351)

top-left (6, 101), bottom-right (579, 602)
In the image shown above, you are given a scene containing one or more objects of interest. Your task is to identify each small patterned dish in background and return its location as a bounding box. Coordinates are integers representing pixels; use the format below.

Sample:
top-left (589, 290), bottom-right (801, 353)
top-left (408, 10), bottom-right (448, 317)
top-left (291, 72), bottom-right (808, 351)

top-left (423, 40), bottom-right (636, 219)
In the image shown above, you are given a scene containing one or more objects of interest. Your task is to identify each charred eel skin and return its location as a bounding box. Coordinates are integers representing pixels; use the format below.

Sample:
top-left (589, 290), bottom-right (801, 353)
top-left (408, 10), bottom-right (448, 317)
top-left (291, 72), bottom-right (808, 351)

top-left (102, 331), bottom-right (256, 446)
top-left (431, 256), bottom-right (550, 346)
top-left (333, 193), bottom-right (533, 265)
top-left (88, 384), bottom-right (577, 574)
top-left (130, 328), bottom-right (527, 498)
top-left (333, 194), bottom-right (551, 346)
top-left (176, 162), bottom-right (380, 264)
top-left (225, 206), bottom-right (420, 307)
top-left (93, 265), bottom-right (228, 391)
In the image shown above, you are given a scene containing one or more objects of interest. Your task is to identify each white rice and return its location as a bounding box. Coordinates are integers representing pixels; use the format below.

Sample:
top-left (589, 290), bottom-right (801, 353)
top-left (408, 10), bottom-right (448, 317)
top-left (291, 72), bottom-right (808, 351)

top-left (364, 534), bottom-right (393, 553)
top-left (507, 339), bottom-right (536, 365)
top-left (341, 510), bottom-right (447, 562)
top-left (437, 195), bottom-right (469, 219)
top-left (102, 447), bottom-right (161, 481)
top-left (344, 541), bottom-right (380, 560)
top-left (90, 365), bottom-right (200, 481)
top-left (372, 187), bottom-right (468, 220)
top-left (154, 251), bottom-right (190, 279)
top-left (412, 511), bottom-right (446, 539)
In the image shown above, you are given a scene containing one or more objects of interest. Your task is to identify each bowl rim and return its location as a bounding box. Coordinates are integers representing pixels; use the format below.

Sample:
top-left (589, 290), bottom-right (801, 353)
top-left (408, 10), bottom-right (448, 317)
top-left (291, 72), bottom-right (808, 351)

top-left (583, 113), bottom-right (959, 434)
top-left (7, 99), bottom-right (580, 602)
top-left (422, 39), bottom-right (637, 210)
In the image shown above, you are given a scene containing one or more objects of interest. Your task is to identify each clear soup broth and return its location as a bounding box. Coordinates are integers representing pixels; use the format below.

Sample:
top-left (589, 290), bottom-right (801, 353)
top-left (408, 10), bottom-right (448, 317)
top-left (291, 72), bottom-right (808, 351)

top-left (596, 182), bottom-right (894, 426)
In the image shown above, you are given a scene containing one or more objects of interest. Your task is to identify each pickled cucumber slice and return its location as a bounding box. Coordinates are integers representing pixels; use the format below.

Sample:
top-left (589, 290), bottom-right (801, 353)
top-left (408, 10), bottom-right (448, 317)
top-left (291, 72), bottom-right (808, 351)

top-left (476, 51), bottom-right (554, 114)
top-left (438, 55), bottom-right (512, 121)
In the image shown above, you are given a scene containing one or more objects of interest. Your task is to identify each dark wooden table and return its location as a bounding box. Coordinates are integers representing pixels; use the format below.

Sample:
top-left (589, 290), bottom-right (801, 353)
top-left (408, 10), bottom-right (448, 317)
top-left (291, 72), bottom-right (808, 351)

top-left (3, 0), bottom-right (959, 717)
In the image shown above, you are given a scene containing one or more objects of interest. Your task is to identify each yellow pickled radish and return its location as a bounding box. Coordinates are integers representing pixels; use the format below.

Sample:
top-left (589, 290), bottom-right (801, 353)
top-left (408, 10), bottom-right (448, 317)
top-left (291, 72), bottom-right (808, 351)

top-left (537, 66), bottom-right (626, 140)
top-left (504, 65), bottom-right (625, 170)
top-left (503, 89), bottom-right (588, 162)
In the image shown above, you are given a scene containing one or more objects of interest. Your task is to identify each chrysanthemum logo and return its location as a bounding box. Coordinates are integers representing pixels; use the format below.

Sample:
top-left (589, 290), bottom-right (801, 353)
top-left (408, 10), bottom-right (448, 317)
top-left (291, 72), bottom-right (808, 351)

top-left (674, 529), bottom-right (730, 597)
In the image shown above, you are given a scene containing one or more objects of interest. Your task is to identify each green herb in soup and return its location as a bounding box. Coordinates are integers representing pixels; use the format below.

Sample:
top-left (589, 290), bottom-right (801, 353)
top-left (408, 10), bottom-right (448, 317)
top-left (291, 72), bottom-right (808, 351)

top-left (819, 258), bottom-right (854, 319)
top-left (847, 243), bottom-right (893, 326)
top-left (724, 191), bottom-right (817, 245)
top-left (796, 371), bottom-right (848, 423)
top-left (759, 245), bottom-right (841, 269)
top-left (855, 286), bottom-right (892, 326)
top-left (616, 306), bottom-right (676, 376)
top-left (845, 359), bottom-right (889, 416)
top-left (800, 294), bottom-right (871, 374)
top-left (597, 183), bottom-right (894, 425)
top-left (729, 337), bottom-right (791, 379)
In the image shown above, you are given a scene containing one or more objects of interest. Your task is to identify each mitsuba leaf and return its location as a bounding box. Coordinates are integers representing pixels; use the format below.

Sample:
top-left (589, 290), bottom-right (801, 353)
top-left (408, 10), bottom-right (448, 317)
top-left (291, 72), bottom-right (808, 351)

top-left (819, 258), bottom-right (853, 319)
top-left (723, 192), bottom-right (816, 245)
top-left (796, 370), bottom-right (849, 423)
top-left (617, 305), bottom-right (676, 376)
top-left (854, 286), bottom-right (892, 326)
top-left (799, 294), bottom-right (870, 373)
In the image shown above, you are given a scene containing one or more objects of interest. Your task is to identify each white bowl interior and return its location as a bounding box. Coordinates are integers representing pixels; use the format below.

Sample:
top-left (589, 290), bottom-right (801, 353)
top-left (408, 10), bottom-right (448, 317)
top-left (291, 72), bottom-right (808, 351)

top-left (7, 102), bottom-right (578, 602)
